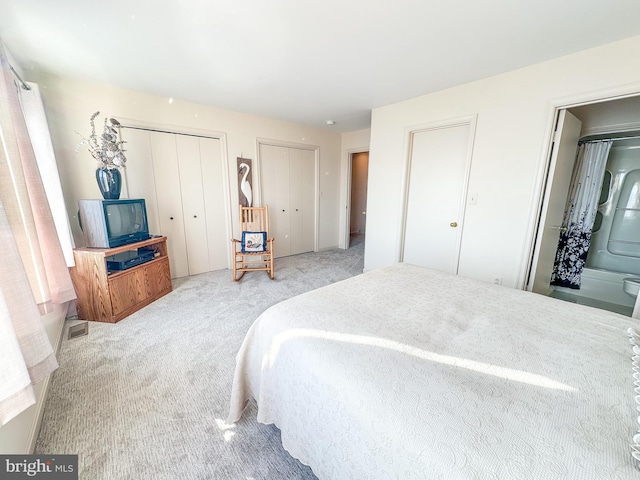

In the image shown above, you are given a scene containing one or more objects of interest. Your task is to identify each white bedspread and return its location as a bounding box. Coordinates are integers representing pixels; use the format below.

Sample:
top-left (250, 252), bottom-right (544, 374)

top-left (228, 263), bottom-right (637, 479)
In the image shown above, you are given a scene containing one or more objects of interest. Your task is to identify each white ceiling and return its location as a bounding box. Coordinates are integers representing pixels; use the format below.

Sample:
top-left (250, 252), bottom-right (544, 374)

top-left (2, 0), bottom-right (640, 132)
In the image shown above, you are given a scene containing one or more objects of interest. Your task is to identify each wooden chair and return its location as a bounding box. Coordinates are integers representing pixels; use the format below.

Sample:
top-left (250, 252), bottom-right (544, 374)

top-left (231, 205), bottom-right (275, 281)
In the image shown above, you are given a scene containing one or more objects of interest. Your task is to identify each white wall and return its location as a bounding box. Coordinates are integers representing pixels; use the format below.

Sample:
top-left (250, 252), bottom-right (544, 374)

top-left (365, 35), bottom-right (640, 287)
top-left (33, 75), bottom-right (343, 253)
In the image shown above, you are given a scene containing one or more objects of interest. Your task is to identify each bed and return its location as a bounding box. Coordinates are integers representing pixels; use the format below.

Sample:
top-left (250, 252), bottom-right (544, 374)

top-left (228, 263), bottom-right (639, 479)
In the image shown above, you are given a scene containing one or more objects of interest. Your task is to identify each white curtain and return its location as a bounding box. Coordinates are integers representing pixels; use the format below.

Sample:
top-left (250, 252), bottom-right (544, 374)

top-left (550, 140), bottom-right (613, 288)
top-left (19, 82), bottom-right (75, 266)
top-left (0, 39), bottom-right (76, 426)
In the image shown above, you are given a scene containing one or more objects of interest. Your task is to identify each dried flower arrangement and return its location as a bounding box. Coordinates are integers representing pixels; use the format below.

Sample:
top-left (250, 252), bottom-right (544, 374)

top-left (75, 111), bottom-right (127, 169)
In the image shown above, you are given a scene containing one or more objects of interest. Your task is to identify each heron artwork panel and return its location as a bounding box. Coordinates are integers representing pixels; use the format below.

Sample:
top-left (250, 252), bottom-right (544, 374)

top-left (237, 157), bottom-right (253, 208)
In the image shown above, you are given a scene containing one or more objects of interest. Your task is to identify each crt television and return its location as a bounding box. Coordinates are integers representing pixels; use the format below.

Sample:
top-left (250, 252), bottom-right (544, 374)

top-left (78, 198), bottom-right (150, 248)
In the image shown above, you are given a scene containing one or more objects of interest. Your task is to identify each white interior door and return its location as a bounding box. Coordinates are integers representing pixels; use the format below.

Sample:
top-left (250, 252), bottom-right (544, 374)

top-left (402, 122), bottom-right (473, 273)
top-left (528, 110), bottom-right (582, 294)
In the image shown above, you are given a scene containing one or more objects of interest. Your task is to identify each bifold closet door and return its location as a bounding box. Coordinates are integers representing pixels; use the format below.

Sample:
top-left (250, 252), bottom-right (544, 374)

top-left (175, 135), bottom-right (210, 276)
top-left (260, 144), bottom-right (315, 258)
top-left (124, 128), bottom-right (227, 278)
top-left (150, 132), bottom-right (191, 278)
top-left (288, 148), bottom-right (315, 255)
top-left (261, 144), bottom-right (291, 257)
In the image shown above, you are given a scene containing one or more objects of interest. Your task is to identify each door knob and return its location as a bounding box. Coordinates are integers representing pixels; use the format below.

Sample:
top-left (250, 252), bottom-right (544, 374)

top-left (450, 222), bottom-right (458, 228)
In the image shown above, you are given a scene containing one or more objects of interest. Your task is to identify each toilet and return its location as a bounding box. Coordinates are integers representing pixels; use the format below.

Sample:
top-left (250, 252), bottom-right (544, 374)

top-left (623, 277), bottom-right (640, 297)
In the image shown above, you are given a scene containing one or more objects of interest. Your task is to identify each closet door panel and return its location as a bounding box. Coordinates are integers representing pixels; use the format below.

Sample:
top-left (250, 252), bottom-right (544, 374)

top-left (176, 135), bottom-right (209, 276)
top-left (274, 148), bottom-right (291, 258)
top-left (259, 144), bottom-right (277, 242)
top-left (200, 137), bottom-right (228, 271)
top-left (289, 148), bottom-right (304, 255)
top-left (261, 144), bottom-right (291, 258)
top-left (120, 128), bottom-right (161, 234)
top-left (301, 149), bottom-right (316, 253)
top-left (260, 143), bottom-right (316, 258)
top-left (150, 132), bottom-right (189, 278)
top-left (288, 148), bottom-right (315, 255)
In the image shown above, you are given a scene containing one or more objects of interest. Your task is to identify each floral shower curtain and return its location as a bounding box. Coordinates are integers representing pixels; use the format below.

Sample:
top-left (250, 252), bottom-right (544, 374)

top-left (550, 140), bottom-right (613, 289)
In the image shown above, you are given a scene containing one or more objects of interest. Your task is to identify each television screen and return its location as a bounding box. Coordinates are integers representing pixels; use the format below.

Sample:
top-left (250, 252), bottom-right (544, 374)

top-left (105, 202), bottom-right (147, 237)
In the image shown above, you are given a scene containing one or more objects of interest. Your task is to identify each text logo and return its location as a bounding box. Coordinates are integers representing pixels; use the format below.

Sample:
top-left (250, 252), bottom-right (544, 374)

top-left (0, 455), bottom-right (78, 479)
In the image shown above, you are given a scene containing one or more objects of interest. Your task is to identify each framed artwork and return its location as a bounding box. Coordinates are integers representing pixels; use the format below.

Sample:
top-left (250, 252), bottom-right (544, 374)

top-left (237, 157), bottom-right (253, 207)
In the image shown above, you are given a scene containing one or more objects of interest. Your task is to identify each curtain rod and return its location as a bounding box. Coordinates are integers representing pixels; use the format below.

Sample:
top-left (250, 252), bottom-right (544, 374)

top-left (9, 64), bottom-right (31, 91)
top-left (578, 133), bottom-right (640, 145)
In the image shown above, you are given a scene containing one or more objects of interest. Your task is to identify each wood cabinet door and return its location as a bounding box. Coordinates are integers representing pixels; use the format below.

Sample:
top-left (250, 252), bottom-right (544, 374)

top-left (145, 258), bottom-right (172, 297)
top-left (109, 268), bottom-right (148, 316)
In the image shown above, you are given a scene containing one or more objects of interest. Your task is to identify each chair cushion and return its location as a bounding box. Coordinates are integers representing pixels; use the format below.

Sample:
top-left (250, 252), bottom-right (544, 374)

top-left (241, 231), bottom-right (267, 253)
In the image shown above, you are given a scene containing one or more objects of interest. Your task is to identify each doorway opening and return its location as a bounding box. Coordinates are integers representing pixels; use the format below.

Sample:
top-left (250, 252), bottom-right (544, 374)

top-left (348, 151), bottom-right (369, 249)
top-left (528, 95), bottom-right (640, 316)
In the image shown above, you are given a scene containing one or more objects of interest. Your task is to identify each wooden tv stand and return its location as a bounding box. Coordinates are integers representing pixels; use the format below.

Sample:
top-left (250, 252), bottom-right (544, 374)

top-left (70, 236), bottom-right (172, 323)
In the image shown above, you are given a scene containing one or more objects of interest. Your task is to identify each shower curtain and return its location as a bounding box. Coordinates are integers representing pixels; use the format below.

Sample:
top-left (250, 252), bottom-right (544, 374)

top-left (550, 140), bottom-right (612, 289)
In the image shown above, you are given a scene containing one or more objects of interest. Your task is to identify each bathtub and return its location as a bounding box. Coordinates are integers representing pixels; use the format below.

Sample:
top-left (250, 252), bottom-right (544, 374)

top-left (552, 267), bottom-right (636, 310)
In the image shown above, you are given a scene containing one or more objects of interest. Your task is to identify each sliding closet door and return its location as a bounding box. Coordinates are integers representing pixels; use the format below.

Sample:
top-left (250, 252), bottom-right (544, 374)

top-left (402, 122), bottom-right (473, 273)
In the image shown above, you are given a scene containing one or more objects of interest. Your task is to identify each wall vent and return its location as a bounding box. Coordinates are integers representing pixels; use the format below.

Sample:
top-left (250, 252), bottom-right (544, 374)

top-left (68, 322), bottom-right (89, 340)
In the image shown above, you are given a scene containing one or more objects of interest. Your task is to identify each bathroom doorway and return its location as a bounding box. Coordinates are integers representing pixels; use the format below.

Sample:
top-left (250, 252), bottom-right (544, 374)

top-left (529, 95), bottom-right (640, 316)
top-left (347, 151), bottom-right (369, 249)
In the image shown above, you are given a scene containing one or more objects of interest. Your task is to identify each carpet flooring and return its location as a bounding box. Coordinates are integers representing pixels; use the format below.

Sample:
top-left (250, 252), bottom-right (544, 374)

top-left (35, 244), bottom-right (364, 479)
